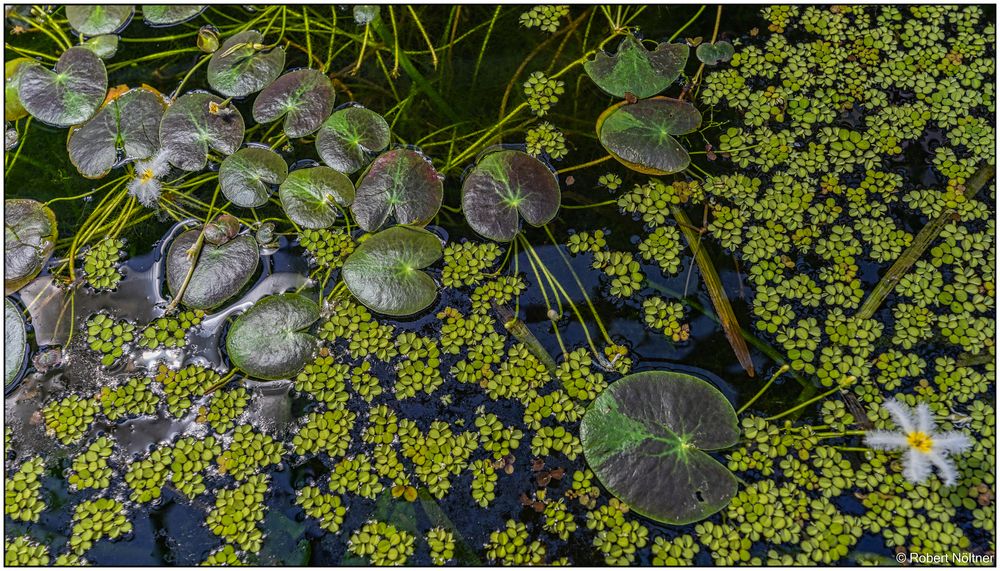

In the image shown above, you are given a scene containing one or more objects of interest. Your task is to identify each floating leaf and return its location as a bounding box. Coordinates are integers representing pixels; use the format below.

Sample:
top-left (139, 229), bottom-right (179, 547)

top-left (352, 149), bottom-right (443, 232)
top-left (5, 199), bottom-right (57, 295)
top-left (584, 35), bottom-right (688, 99)
top-left (65, 5), bottom-right (134, 36)
top-left (252, 69), bottom-right (335, 138)
top-left (219, 146), bottom-right (288, 208)
top-left (580, 370), bottom-right (740, 525)
top-left (5, 298), bottom-right (27, 390)
top-left (16, 47), bottom-right (108, 127)
top-left (226, 293), bottom-right (319, 380)
top-left (695, 41), bottom-right (735, 66)
top-left (208, 30), bottom-right (286, 98)
top-left (278, 166), bottom-right (355, 229)
top-left (67, 87), bottom-right (165, 179)
top-left (461, 149), bottom-right (560, 242)
top-left (341, 226), bottom-right (442, 316)
top-left (596, 97), bottom-right (702, 175)
top-left (315, 105), bottom-right (390, 174)
top-left (4, 58), bottom-right (32, 122)
top-left (166, 229), bottom-right (259, 310)
top-left (159, 92), bottom-right (245, 171)
top-left (142, 5), bottom-right (206, 26)
top-left (81, 34), bottom-right (120, 59)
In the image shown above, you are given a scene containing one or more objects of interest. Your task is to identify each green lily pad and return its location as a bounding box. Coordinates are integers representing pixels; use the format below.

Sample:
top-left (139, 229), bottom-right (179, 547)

top-left (226, 293), bottom-right (319, 380)
top-left (219, 146), bottom-right (288, 208)
top-left (252, 69), bottom-right (335, 138)
top-left (584, 35), bottom-right (688, 99)
top-left (352, 149), bottom-right (443, 232)
top-left (81, 34), bottom-right (120, 59)
top-left (66, 5), bottom-right (134, 36)
top-left (5, 298), bottom-right (27, 390)
top-left (315, 105), bottom-right (391, 174)
top-left (341, 226), bottom-right (442, 316)
top-left (142, 5), bottom-right (206, 26)
top-left (166, 229), bottom-right (259, 310)
top-left (461, 149), bottom-right (560, 242)
top-left (5, 58), bottom-right (33, 122)
top-left (278, 166), bottom-right (355, 229)
top-left (580, 370), bottom-right (740, 525)
top-left (16, 47), bottom-right (108, 128)
top-left (159, 92), bottom-right (245, 171)
top-left (596, 96), bottom-right (702, 175)
top-left (68, 87), bottom-right (165, 179)
top-left (695, 41), bottom-right (735, 66)
top-left (208, 30), bottom-right (286, 98)
top-left (5, 199), bottom-right (57, 295)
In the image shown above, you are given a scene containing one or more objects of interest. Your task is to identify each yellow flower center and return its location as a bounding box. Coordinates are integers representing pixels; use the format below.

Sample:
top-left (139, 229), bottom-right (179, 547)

top-left (139, 168), bottom-right (155, 184)
top-left (907, 431), bottom-right (934, 453)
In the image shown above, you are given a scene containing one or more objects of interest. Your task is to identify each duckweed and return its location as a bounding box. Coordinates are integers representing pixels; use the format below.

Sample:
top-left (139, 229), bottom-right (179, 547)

top-left (68, 436), bottom-right (114, 491)
top-left (100, 376), bottom-right (159, 420)
top-left (217, 425), bottom-right (283, 481)
top-left (205, 474), bottom-right (269, 553)
top-left (138, 310), bottom-right (205, 350)
top-left (85, 312), bottom-right (136, 367)
top-left (296, 485), bottom-right (347, 533)
top-left (68, 497), bottom-right (132, 554)
top-left (42, 394), bottom-right (98, 445)
top-left (5, 536), bottom-right (49, 566)
top-left (82, 237), bottom-right (124, 290)
top-left (348, 520), bottom-right (415, 566)
top-left (427, 526), bottom-right (455, 566)
top-left (5, 457), bottom-right (46, 522)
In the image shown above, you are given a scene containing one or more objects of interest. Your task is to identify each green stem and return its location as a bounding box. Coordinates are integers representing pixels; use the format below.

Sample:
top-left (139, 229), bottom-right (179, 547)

top-left (737, 364), bottom-right (790, 416)
top-left (766, 377), bottom-right (856, 422)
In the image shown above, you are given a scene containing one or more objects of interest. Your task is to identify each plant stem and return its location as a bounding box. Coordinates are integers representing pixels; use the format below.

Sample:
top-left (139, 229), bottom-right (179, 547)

top-left (737, 364), bottom-right (789, 415)
top-left (766, 377), bottom-right (855, 422)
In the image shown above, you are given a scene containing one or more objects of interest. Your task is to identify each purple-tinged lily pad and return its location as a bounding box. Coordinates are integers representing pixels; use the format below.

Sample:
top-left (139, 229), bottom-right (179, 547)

top-left (5, 199), bottom-right (57, 295)
top-left (279, 166), bottom-right (355, 229)
top-left (462, 149), bottom-right (560, 242)
top-left (352, 149), bottom-right (443, 232)
top-left (596, 96), bottom-right (702, 175)
top-left (142, 5), bottom-right (205, 26)
top-left (208, 30), bottom-right (286, 98)
top-left (166, 229), bottom-right (259, 310)
top-left (315, 105), bottom-right (390, 174)
top-left (5, 58), bottom-right (33, 122)
top-left (68, 87), bottom-right (165, 179)
top-left (226, 293), bottom-right (319, 380)
top-left (696, 41), bottom-right (735, 66)
top-left (16, 47), bottom-right (108, 128)
top-left (66, 5), bottom-right (134, 36)
top-left (342, 225), bottom-right (442, 317)
top-left (584, 34), bottom-right (688, 99)
top-left (219, 146), bottom-right (288, 208)
top-left (159, 92), bottom-right (245, 171)
top-left (81, 34), bottom-right (120, 59)
top-left (252, 68), bottom-right (335, 138)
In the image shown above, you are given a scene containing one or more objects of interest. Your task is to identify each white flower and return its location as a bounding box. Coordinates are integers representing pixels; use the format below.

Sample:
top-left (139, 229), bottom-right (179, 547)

top-left (865, 398), bottom-right (971, 486)
top-left (128, 149), bottom-right (171, 208)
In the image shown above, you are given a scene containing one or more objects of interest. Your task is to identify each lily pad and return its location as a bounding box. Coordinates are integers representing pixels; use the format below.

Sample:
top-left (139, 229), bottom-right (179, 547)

top-left (352, 149), bottom-right (443, 232)
top-left (159, 92), bottom-right (245, 171)
top-left (66, 5), bottom-right (134, 36)
top-left (341, 226), bottom-right (442, 316)
top-left (226, 293), bottom-right (319, 380)
top-left (580, 370), bottom-right (740, 525)
top-left (16, 47), bottom-right (108, 128)
top-left (461, 149), bottom-right (560, 242)
top-left (596, 96), bottom-right (702, 175)
top-left (5, 58), bottom-right (33, 122)
top-left (696, 41), bottom-right (735, 66)
top-left (5, 298), bottom-right (27, 390)
top-left (5, 199), bottom-right (57, 295)
top-left (166, 229), bottom-right (259, 310)
top-left (584, 35), bottom-right (688, 99)
top-left (142, 5), bottom-right (206, 26)
top-left (68, 87), bottom-right (165, 179)
top-left (315, 105), bottom-right (391, 174)
top-left (252, 69), bottom-right (335, 138)
top-left (208, 30), bottom-right (286, 98)
top-left (81, 34), bottom-right (120, 59)
top-left (219, 146), bottom-right (288, 208)
top-left (278, 166), bottom-right (355, 229)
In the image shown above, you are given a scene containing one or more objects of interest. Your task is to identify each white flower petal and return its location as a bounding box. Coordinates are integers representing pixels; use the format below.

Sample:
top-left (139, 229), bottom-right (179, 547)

top-left (902, 447), bottom-right (932, 484)
top-left (915, 403), bottom-right (936, 433)
top-left (865, 430), bottom-right (909, 450)
top-left (883, 398), bottom-right (916, 434)
top-left (932, 431), bottom-right (972, 455)
top-left (926, 449), bottom-right (960, 487)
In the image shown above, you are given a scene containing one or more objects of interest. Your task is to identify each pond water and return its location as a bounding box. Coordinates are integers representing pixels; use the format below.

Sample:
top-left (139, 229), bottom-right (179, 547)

top-left (4, 4), bottom-right (996, 567)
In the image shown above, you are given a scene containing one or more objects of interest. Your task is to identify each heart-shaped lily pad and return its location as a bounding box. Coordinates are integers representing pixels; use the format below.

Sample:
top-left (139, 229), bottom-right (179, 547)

top-left (696, 41), bottom-right (735, 66)
top-left (580, 370), bottom-right (740, 525)
top-left (68, 87), bottom-right (165, 178)
top-left (159, 92), bottom-right (245, 171)
top-left (208, 30), bottom-right (286, 98)
top-left (226, 293), bottom-right (319, 380)
top-left (279, 166), bottom-right (355, 229)
top-left (352, 149), bottom-right (443, 232)
top-left (252, 68), bottom-right (335, 138)
top-left (66, 5), bottom-right (134, 36)
top-left (142, 5), bottom-right (206, 26)
top-left (461, 149), bottom-right (560, 242)
top-left (342, 226), bottom-right (442, 317)
top-left (5, 199), bottom-right (57, 295)
top-left (82, 34), bottom-right (120, 59)
top-left (219, 146), bottom-right (288, 208)
top-left (5, 58), bottom-right (33, 122)
top-left (596, 96), bottom-right (702, 175)
top-left (166, 229), bottom-right (259, 310)
top-left (16, 47), bottom-right (108, 127)
top-left (5, 298), bottom-right (27, 390)
top-left (584, 34), bottom-right (688, 99)
top-left (315, 105), bottom-right (390, 174)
